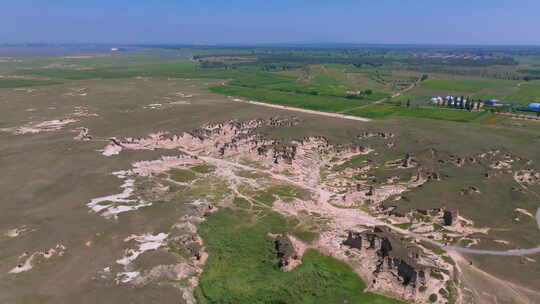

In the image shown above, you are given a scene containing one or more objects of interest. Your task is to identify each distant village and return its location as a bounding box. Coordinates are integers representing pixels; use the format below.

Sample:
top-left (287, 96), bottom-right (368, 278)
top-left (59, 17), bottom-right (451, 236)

top-left (415, 52), bottom-right (497, 60)
top-left (429, 96), bottom-right (540, 113)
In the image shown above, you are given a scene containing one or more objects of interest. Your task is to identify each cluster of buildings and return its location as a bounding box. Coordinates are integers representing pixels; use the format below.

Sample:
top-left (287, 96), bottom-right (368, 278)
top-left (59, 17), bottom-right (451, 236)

top-left (430, 96), bottom-right (540, 113)
top-left (415, 52), bottom-right (496, 60)
top-left (429, 96), bottom-right (484, 111)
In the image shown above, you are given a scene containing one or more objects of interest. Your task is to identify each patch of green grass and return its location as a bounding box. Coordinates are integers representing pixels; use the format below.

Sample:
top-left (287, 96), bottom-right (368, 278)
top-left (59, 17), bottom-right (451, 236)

top-left (253, 191), bottom-right (277, 206)
top-left (333, 154), bottom-right (370, 171)
top-left (228, 72), bottom-right (297, 88)
top-left (418, 79), bottom-right (513, 93)
top-left (265, 184), bottom-right (311, 201)
top-left (233, 196), bottom-right (251, 209)
top-left (346, 105), bottom-right (492, 122)
top-left (345, 104), bottom-right (400, 118)
top-left (387, 94), bottom-right (416, 105)
top-left (210, 85), bottom-right (370, 112)
top-left (395, 222), bottom-right (413, 229)
top-left (15, 60), bottom-right (208, 80)
top-left (180, 176), bottom-right (232, 204)
top-left (420, 241), bottom-right (446, 255)
top-left (0, 78), bottom-right (62, 88)
top-left (502, 81), bottom-right (540, 104)
top-left (442, 255), bottom-right (456, 266)
top-left (235, 169), bottom-right (269, 179)
top-left (195, 208), bottom-right (404, 304)
top-left (481, 114), bottom-right (506, 125)
top-left (344, 65), bottom-right (393, 77)
top-left (168, 168), bottom-right (197, 183)
top-left (291, 229), bottom-right (319, 243)
top-left (430, 271), bottom-right (444, 280)
top-left (190, 164), bottom-right (216, 174)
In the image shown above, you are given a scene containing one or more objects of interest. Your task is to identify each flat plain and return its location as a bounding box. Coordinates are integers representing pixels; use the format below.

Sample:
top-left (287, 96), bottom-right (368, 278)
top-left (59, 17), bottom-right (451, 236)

top-left (2, 46), bottom-right (540, 304)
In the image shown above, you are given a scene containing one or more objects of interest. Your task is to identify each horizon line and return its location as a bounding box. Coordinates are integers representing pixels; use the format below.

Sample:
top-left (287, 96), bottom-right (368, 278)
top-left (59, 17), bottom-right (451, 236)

top-left (2, 42), bottom-right (540, 48)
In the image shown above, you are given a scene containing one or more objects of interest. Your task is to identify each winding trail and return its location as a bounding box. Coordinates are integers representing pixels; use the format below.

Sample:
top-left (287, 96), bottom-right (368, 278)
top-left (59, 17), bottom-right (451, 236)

top-left (443, 207), bottom-right (540, 256)
top-left (337, 77), bottom-right (420, 113)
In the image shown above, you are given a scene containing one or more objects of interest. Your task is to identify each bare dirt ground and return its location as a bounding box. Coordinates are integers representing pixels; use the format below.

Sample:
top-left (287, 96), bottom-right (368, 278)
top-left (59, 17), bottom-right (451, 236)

top-left (449, 252), bottom-right (540, 304)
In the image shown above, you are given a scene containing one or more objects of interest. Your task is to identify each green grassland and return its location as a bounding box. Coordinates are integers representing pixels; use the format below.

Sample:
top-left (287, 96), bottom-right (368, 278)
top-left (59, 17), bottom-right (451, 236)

top-left (190, 164), bottom-right (216, 174)
top-left (0, 78), bottom-right (62, 88)
top-left (210, 85), bottom-right (370, 112)
top-left (502, 80), bottom-right (540, 104)
top-left (3, 46), bottom-right (540, 304)
top-left (168, 168), bottom-right (198, 183)
top-left (418, 79), bottom-right (516, 93)
top-left (228, 64), bottom-right (390, 101)
top-left (345, 105), bottom-right (492, 122)
top-left (387, 94), bottom-right (417, 105)
top-left (13, 50), bottom-right (540, 123)
top-left (195, 208), bottom-right (404, 304)
top-left (4, 48), bottom-right (540, 303)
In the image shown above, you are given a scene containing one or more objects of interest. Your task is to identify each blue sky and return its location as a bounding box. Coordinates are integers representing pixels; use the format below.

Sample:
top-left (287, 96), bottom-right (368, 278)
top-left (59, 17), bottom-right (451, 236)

top-left (2, 0), bottom-right (539, 45)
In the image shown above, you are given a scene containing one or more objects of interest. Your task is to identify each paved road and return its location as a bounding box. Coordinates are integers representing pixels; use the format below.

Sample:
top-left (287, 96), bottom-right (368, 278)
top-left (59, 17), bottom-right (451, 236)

top-left (443, 206), bottom-right (540, 256)
top-left (230, 99), bottom-right (372, 122)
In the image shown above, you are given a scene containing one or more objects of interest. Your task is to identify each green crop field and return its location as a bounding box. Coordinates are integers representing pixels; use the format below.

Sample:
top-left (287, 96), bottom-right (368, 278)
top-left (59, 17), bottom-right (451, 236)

top-left (502, 81), bottom-right (540, 104)
top-left (346, 105), bottom-right (492, 122)
top-left (210, 85), bottom-right (370, 112)
top-left (418, 79), bottom-right (516, 93)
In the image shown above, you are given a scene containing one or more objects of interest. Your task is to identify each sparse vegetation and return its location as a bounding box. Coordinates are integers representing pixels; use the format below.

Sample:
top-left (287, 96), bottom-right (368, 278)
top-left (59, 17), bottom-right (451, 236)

top-left (0, 78), bottom-right (63, 88)
top-left (190, 164), bottom-right (216, 174)
top-left (418, 79), bottom-right (514, 93)
top-left (333, 154), bottom-right (370, 170)
top-left (168, 168), bottom-right (198, 182)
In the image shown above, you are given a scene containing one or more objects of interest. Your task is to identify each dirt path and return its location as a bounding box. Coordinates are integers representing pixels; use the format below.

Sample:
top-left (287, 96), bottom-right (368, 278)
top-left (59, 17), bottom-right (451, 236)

top-left (338, 78), bottom-right (420, 114)
top-left (230, 99), bottom-right (371, 122)
top-left (449, 251), bottom-right (540, 304)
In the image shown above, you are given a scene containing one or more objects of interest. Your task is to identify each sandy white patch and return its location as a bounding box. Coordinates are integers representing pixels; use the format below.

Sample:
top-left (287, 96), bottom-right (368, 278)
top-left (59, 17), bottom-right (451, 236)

top-left (115, 271), bottom-right (140, 283)
top-left (5, 226), bottom-right (32, 238)
top-left (169, 100), bottom-right (191, 105)
top-left (1, 119), bottom-right (80, 135)
top-left (175, 92), bottom-right (193, 98)
top-left (116, 233), bottom-right (168, 266)
top-left (87, 172), bottom-right (151, 218)
top-left (9, 244), bottom-right (66, 274)
top-left (144, 103), bottom-right (162, 109)
top-left (100, 141), bottom-right (123, 156)
top-left (515, 208), bottom-right (534, 218)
